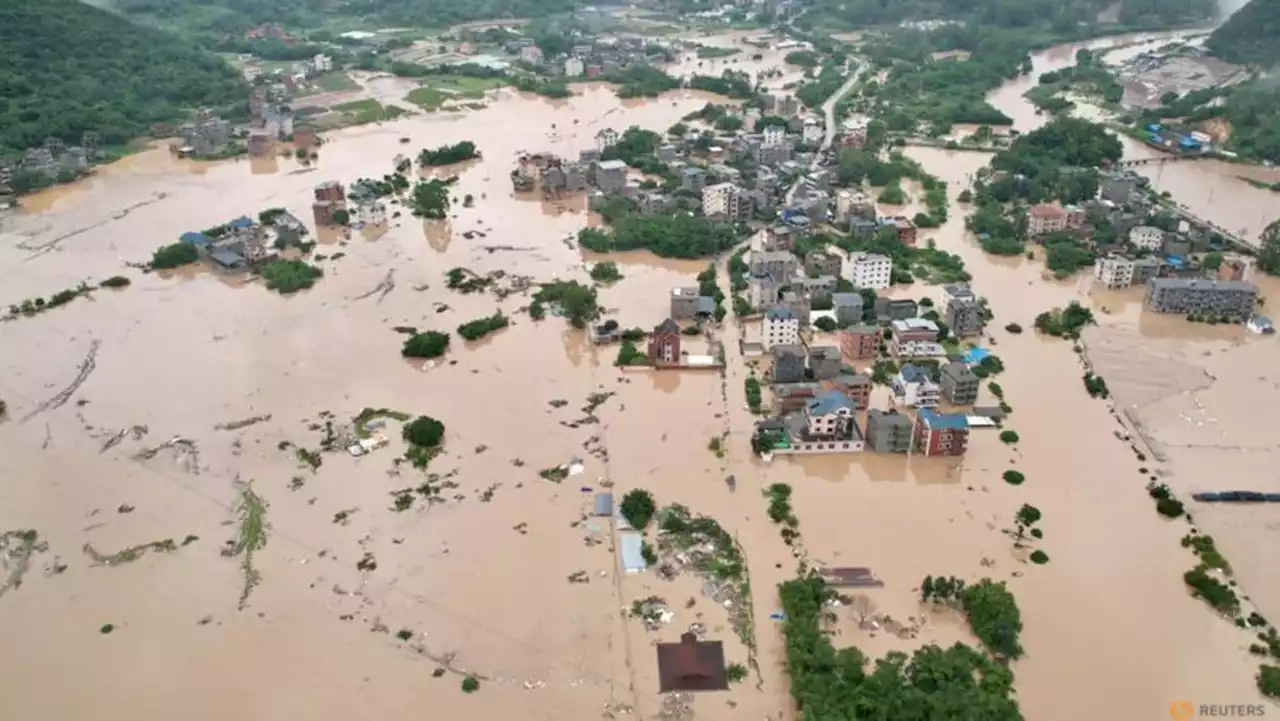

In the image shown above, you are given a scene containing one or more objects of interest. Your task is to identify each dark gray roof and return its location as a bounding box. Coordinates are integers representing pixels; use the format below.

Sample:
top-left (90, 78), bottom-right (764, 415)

top-left (831, 293), bottom-right (862, 307)
top-left (209, 248), bottom-right (246, 268)
top-left (771, 343), bottom-right (805, 359)
top-left (655, 318), bottom-right (680, 335)
top-left (809, 345), bottom-right (840, 360)
top-left (1150, 278), bottom-right (1256, 292)
top-left (942, 361), bottom-right (977, 381)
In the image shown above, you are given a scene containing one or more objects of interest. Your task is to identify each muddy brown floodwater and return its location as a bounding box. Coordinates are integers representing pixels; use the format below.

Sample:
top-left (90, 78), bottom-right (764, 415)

top-left (0, 31), bottom-right (1276, 721)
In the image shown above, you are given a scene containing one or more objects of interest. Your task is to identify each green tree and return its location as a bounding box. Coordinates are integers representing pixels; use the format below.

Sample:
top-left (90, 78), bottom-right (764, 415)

top-left (620, 489), bottom-right (656, 529)
top-left (959, 579), bottom-right (1024, 660)
top-left (1202, 251), bottom-right (1223, 270)
top-left (533, 280), bottom-right (599, 329)
top-left (402, 331), bottom-right (450, 358)
top-left (417, 141), bottom-right (479, 167)
top-left (331, 208), bottom-right (350, 225)
top-left (403, 416), bottom-right (445, 448)
top-left (150, 242), bottom-right (199, 269)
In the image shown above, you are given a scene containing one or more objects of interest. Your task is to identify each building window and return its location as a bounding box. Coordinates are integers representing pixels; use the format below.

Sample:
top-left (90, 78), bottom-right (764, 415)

top-left (842, 443), bottom-right (849, 449)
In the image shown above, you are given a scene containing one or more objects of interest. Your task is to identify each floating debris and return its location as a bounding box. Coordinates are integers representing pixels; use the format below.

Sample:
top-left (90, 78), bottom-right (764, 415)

top-left (214, 414), bottom-right (273, 431)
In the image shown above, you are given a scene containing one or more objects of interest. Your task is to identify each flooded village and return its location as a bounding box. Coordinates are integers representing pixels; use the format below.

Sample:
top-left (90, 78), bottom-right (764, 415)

top-left (3, 9), bottom-right (1280, 721)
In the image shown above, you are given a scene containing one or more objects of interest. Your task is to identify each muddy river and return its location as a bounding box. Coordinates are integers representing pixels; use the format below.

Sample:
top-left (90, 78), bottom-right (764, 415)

top-left (0, 30), bottom-right (1276, 721)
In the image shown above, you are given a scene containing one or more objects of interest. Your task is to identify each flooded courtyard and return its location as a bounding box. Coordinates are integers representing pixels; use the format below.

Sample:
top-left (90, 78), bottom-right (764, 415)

top-left (0, 30), bottom-right (1277, 721)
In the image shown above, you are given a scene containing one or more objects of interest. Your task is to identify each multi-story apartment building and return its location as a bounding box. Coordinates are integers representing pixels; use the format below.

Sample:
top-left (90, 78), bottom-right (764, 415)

top-left (1028, 203), bottom-right (1068, 236)
top-left (1129, 225), bottom-right (1164, 251)
top-left (913, 409), bottom-right (970, 457)
top-left (866, 409), bottom-right (912, 453)
top-left (846, 251), bottom-right (892, 290)
top-left (840, 325), bottom-right (880, 359)
top-left (763, 306), bottom-right (800, 349)
top-left (940, 362), bottom-right (980, 405)
top-left (1095, 254), bottom-right (1136, 289)
top-left (1144, 278), bottom-right (1258, 319)
top-left (891, 364), bottom-right (940, 408)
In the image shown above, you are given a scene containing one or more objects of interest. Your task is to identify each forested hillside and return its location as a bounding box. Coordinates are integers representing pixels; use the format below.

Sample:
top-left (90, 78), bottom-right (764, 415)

top-left (794, 0), bottom-right (1217, 32)
top-left (1206, 0), bottom-right (1280, 66)
top-left (109, 0), bottom-right (583, 34)
top-left (0, 0), bottom-right (245, 158)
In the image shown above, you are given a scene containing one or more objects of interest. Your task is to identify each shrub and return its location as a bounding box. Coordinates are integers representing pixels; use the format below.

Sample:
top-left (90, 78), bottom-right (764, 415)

top-left (457, 312), bottom-right (509, 341)
top-left (814, 316), bottom-right (837, 332)
top-left (1184, 566), bottom-right (1239, 614)
top-left (1029, 550), bottom-right (1049, 565)
top-left (403, 416), bottom-right (445, 448)
top-left (99, 276), bottom-right (131, 288)
top-left (1005, 323), bottom-right (1023, 334)
top-left (151, 242), bottom-right (199, 269)
top-left (461, 676), bottom-right (480, 693)
top-left (999, 430), bottom-right (1019, 444)
top-left (1258, 665), bottom-right (1280, 699)
top-left (259, 259), bottom-right (322, 293)
top-left (1156, 497), bottom-right (1185, 518)
top-left (589, 261), bottom-right (623, 283)
top-left (1002, 470), bottom-right (1025, 485)
top-left (402, 331), bottom-right (450, 358)
top-left (620, 489), bottom-right (656, 529)
top-left (726, 662), bottom-right (748, 683)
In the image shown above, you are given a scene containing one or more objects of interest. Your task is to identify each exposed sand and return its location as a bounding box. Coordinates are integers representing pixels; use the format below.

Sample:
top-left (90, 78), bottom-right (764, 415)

top-left (0, 30), bottom-right (1274, 721)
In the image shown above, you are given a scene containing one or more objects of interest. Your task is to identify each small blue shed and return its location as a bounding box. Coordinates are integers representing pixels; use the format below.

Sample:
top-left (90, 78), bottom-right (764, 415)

top-left (179, 231), bottom-right (211, 246)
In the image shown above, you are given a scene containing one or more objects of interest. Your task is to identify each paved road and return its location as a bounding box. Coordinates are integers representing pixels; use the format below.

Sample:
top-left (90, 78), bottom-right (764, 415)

top-left (785, 63), bottom-right (865, 205)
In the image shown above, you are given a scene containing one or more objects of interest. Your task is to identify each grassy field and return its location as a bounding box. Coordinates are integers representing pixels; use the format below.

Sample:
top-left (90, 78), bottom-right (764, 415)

top-left (311, 71), bottom-right (360, 93)
top-left (404, 75), bottom-right (507, 110)
top-left (331, 99), bottom-right (409, 125)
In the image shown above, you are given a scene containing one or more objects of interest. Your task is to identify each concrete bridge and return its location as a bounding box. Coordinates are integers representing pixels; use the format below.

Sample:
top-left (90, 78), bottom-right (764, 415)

top-left (1114, 154), bottom-right (1205, 168)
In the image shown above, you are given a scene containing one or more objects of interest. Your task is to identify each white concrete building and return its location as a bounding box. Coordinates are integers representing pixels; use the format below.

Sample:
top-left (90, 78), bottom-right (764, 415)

top-left (1095, 254), bottom-right (1136, 289)
top-left (564, 56), bottom-right (585, 77)
top-left (763, 125), bottom-right (786, 147)
top-left (702, 182), bottom-right (740, 217)
top-left (845, 251), bottom-right (892, 290)
top-left (595, 127), bottom-right (619, 152)
top-left (891, 364), bottom-right (940, 408)
top-left (313, 54), bottom-right (333, 73)
top-left (763, 306), bottom-right (800, 349)
top-left (802, 118), bottom-right (823, 145)
top-left (1129, 225), bottom-right (1165, 251)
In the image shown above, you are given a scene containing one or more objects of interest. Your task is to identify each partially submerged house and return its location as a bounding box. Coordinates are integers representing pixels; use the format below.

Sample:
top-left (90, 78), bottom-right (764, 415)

top-left (656, 632), bottom-right (729, 692)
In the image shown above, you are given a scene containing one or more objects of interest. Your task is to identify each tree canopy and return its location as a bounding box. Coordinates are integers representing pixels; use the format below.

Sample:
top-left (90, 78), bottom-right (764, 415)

top-left (1206, 0), bottom-right (1280, 66)
top-left (578, 215), bottom-right (740, 259)
top-left (0, 0), bottom-right (245, 159)
top-left (780, 574), bottom-right (1024, 721)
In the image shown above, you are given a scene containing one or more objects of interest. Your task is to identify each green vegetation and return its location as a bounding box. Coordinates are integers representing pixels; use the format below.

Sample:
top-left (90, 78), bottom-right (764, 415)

top-left (1206, 0), bottom-right (1280, 66)
top-left (615, 339), bottom-right (650, 366)
top-left (1042, 233), bottom-right (1096, 277)
top-left (689, 71), bottom-right (757, 100)
top-left (1146, 482), bottom-right (1186, 519)
top-left (834, 227), bottom-right (969, 285)
top-left (331, 99), bottom-right (407, 125)
top-left (796, 63), bottom-right (848, 108)
top-left (782, 574), bottom-right (1022, 720)
top-left (229, 483), bottom-right (268, 609)
top-left (1182, 533), bottom-right (1230, 573)
top-left (1184, 566), bottom-right (1240, 615)
top-left (533, 280), bottom-right (599, 329)
top-left (589, 261), bottom-right (623, 284)
top-left (1029, 550), bottom-right (1049, 565)
top-left (745, 376), bottom-right (763, 414)
top-left (461, 676), bottom-right (480, 693)
top-left (258, 259), bottom-right (322, 294)
top-left (83, 537), bottom-right (189, 566)
top-left (764, 483), bottom-right (800, 545)
top-left (784, 50), bottom-right (821, 68)
top-left (1003, 470), bottom-right (1025, 486)
top-left (456, 313), bottom-right (509, 341)
top-left (0, 0), bottom-right (245, 162)
top-left (402, 331), bottom-right (450, 359)
top-left (151, 242), bottom-right (200, 270)
top-left (1034, 302), bottom-right (1095, 338)
top-left (620, 489), bottom-right (657, 530)
top-left (100, 623), bottom-right (115, 635)
top-left (1029, 49), bottom-right (1123, 113)
top-left (417, 141), bottom-right (479, 167)
top-left (1259, 664), bottom-right (1280, 699)
top-left (578, 215), bottom-right (740, 259)
top-left (352, 408), bottom-right (410, 437)
top-left (409, 178), bottom-right (455, 219)
top-left (697, 46), bottom-right (741, 59)
top-left (876, 183), bottom-right (907, 204)
top-left (512, 76), bottom-right (572, 98)
top-left (603, 65), bottom-right (679, 98)
top-left (999, 430), bottom-right (1020, 444)
top-left (1082, 373), bottom-right (1109, 399)
top-left (99, 276), bottom-right (132, 289)
top-left (403, 415), bottom-right (446, 469)
top-left (726, 662), bottom-right (748, 683)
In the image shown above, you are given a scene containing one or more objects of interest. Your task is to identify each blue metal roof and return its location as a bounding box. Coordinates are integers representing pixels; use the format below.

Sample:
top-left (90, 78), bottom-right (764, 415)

top-left (807, 391), bottom-right (853, 416)
top-left (227, 216), bottom-right (254, 230)
top-left (899, 363), bottom-right (931, 382)
top-left (180, 231), bottom-right (211, 246)
top-left (918, 408), bottom-right (969, 430)
top-left (962, 347), bottom-right (992, 365)
top-left (209, 248), bottom-right (246, 268)
top-left (619, 533), bottom-right (647, 572)
top-left (765, 306), bottom-right (794, 320)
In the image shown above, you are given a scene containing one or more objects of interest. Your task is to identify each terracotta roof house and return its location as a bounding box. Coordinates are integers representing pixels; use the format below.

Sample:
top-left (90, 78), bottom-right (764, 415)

top-left (656, 632), bottom-right (729, 692)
